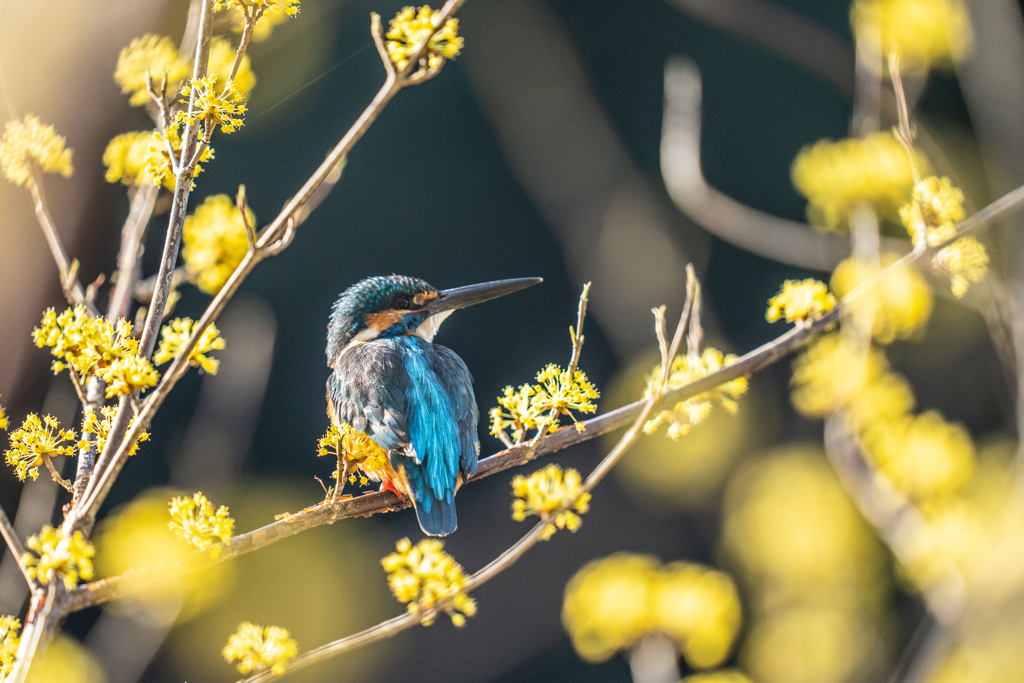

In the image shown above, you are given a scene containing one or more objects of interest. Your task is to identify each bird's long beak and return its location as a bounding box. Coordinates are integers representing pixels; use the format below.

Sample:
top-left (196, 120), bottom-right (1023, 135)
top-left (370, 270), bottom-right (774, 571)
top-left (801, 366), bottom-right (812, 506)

top-left (423, 277), bottom-right (543, 315)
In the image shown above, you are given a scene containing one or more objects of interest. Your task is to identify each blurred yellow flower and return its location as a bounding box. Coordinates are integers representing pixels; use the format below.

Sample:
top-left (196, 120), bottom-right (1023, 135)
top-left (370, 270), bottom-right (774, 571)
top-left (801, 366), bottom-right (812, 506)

top-left (899, 497), bottom-right (985, 590)
top-left (862, 410), bottom-right (975, 501)
top-left (4, 414), bottom-right (75, 482)
top-left (933, 235), bottom-right (989, 298)
top-left (318, 423), bottom-right (389, 487)
top-left (177, 75), bottom-right (247, 133)
top-left (207, 36), bottom-right (258, 101)
top-left (899, 176), bottom-right (964, 247)
top-left (25, 635), bottom-right (105, 683)
top-left (742, 605), bottom-right (875, 683)
top-left (644, 348), bottom-right (747, 439)
top-left (831, 253), bottom-right (933, 344)
top-left (222, 622), bottom-right (298, 676)
top-left (0, 115), bottom-right (73, 188)
top-left (182, 194), bottom-right (253, 294)
top-left (653, 563), bottom-right (742, 669)
top-left (681, 672), bottom-right (753, 683)
top-left (214, 0), bottom-right (300, 18)
top-left (154, 318), bottom-right (226, 374)
top-left (144, 122), bottom-right (216, 190)
top-left (23, 526), bottom-right (94, 589)
top-left (115, 34), bottom-right (190, 106)
top-left (228, 4), bottom-right (296, 40)
top-left (381, 537), bottom-right (476, 626)
top-left (0, 397), bottom-right (7, 430)
top-left (765, 279), bottom-right (837, 324)
top-left (79, 406), bottom-right (150, 458)
top-left (792, 132), bottom-right (922, 230)
top-left (0, 616), bottom-right (20, 680)
top-left (851, 0), bottom-right (972, 70)
top-left (511, 464), bottom-right (591, 539)
top-left (103, 131), bottom-right (157, 186)
top-left (95, 491), bottom-right (234, 621)
top-left (386, 6), bottom-right (464, 71)
top-left (169, 492), bottom-right (235, 558)
top-left (790, 333), bottom-right (914, 427)
top-left (562, 554), bottom-right (742, 667)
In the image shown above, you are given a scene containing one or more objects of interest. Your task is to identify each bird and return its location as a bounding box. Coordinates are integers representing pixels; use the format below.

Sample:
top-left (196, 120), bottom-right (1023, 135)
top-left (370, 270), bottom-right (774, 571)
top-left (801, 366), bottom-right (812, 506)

top-left (326, 274), bottom-right (542, 536)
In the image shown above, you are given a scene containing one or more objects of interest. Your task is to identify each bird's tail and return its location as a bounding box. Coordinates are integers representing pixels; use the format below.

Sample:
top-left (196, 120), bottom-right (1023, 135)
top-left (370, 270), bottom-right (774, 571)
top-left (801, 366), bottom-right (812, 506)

top-left (402, 458), bottom-right (458, 536)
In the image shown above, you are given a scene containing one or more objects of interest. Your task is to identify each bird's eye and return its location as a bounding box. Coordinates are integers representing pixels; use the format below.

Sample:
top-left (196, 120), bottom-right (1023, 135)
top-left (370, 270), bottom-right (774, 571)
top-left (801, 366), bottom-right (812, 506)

top-left (395, 296), bottom-right (412, 310)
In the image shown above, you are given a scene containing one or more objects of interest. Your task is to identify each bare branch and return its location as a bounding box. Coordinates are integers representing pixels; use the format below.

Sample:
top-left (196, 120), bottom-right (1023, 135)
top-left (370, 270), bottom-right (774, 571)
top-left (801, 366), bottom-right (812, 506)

top-left (0, 506), bottom-right (36, 593)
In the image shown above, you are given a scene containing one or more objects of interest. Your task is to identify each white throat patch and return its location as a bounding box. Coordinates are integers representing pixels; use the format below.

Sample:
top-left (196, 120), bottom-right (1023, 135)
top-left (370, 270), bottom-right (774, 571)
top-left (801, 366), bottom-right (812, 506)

top-left (414, 310), bottom-right (453, 342)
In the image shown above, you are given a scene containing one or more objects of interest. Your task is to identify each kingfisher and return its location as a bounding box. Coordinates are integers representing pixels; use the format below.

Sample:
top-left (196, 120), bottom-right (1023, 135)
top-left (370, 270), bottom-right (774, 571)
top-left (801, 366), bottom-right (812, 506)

top-left (326, 274), bottom-right (542, 536)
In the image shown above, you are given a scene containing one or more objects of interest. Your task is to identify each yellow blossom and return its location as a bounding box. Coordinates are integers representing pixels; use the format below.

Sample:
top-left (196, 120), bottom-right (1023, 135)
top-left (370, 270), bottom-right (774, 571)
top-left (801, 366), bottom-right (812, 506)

top-left (215, 0), bottom-right (300, 18)
top-left (207, 36), bottom-right (257, 101)
top-left (168, 492), bottom-right (235, 558)
top-left (318, 423), bottom-right (389, 487)
top-left (653, 563), bottom-right (742, 669)
top-left (532, 363), bottom-right (600, 430)
top-left (181, 194), bottom-right (253, 294)
top-left (489, 384), bottom-right (545, 443)
top-left (100, 353), bottom-right (159, 398)
top-left (831, 253), bottom-right (933, 344)
top-left (644, 348), bottom-right (747, 439)
top-left (4, 414), bottom-right (75, 482)
top-left (144, 122), bottom-right (215, 190)
top-left (0, 616), bottom-right (19, 680)
top-left (153, 318), bottom-right (226, 374)
top-left (0, 116), bottom-right (73, 188)
top-left (177, 75), bottom-right (247, 133)
top-left (0, 396), bottom-right (7, 430)
top-left (115, 35), bottom-right (191, 106)
top-left (381, 537), bottom-right (476, 626)
top-left (222, 622), bottom-right (298, 676)
top-left (33, 307), bottom-right (143, 378)
top-left (791, 132), bottom-right (923, 230)
top-left (862, 411), bottom-right (975, 501)
top-left (851, 0), bottom-right (972, 71)
top-left (78, 406), bottom-right (150, 458)
top-left (22, 525), bottom-right (94, 589)
top-left (765, 279), bottom-right (837, 324)
top-left (562, 554), bottom-right (742, 667)
top-left (228, 4), bottom-right (296, 40)
top-left (386, 6), bottom-right (464, 71)
top-left (933, 236), bottom-right (989, 298)
top-left (682, 672), bottom-right (753, 683)
top-left (899, 176), bottom-right (965, 247)
top-left (511, 464), bottom-right (591, 539)
top-left (103, 131), bottom-right (156, 186)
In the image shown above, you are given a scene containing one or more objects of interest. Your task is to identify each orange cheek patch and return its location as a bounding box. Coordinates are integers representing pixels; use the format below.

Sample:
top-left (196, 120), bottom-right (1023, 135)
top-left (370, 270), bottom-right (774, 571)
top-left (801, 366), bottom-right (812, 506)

top-left (413, 291), bottom-right (439, 306)
top-left (365, 310), bottom-right (404, 331)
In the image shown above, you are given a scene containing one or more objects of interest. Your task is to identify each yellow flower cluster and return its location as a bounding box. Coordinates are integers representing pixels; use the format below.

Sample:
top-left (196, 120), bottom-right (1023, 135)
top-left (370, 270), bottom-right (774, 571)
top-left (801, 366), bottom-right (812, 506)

top-left (0, 616), bottom-right (19, 680)
top-left (181, 194), bottom-right (253, 294)
top-left (933, 235), bottom-right (989, 298)
top-left (177, 75), bottom-right (247, 133)
top-left (851, 0), bottom-right (972, 71)
top-left (214, 0), bottom-right (300, 16)
top-left (0, 115), bottom-right (74, 188)
top-left (682, 672), bottom-right (753, 683)
top-left (103, 131), bottom-right (155, 186)
top-left (490, 364), bottom-right (599, 442)
top-left (153, 318), bottom-right (226, 374)
top-left (791, 333), bottom-right (914, 424)
top-left (562, 554), bottom-right (741, 668)
top-left (168, 492), bottom-right (235, 558)
top-left (381, 537), bottom-right (477, 626)
top-left (33, 307), bottom-right (159, 396)
top-left (765, 279), bottom-right (837, 325)
top-left (791, 132), bottom-right (922, 230)
top-left (899, 176), bottom-right (964, 247)
top-left (115, 34), bottom-right (191, 106)
top-left (79, 406), bottom-right (150, 458)
top-left (862, 411), bottom-right (975, 501)
top-left (511, 464), bottom-right (591, 539)
top-left (318, 423), bottom-right (389, 487)
top-left (644, 348), bottom-right (747, 440)
top-left (831, 253), bottom-right (933, 344)
top-left (4, 414), bottom-right (76, 482)
top-left (0, 396), bottom-right (7, 430)
top-left (145, 122), bottom-right (215, 190)
top-left (22, 526), bottom-right (95, 589)
top-left (386, 6), bottom-right (464, 71)
top-left (222, 622), bottom-right (298, 676)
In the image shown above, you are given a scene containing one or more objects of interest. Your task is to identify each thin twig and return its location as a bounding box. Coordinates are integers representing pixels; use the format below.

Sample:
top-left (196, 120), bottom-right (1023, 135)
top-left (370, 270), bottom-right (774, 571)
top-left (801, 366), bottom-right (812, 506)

top-left (0, 506), bottom-right (36, 592)
top-left (42, 459), bottom-right (72, 493)
top-left (7, 583), bottom-right (58, 683)
top-left (237, 185), bottom-right (256, 251)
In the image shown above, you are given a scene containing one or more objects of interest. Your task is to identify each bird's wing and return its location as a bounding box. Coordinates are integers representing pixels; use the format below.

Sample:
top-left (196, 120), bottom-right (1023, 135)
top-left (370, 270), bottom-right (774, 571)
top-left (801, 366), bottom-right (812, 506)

top-left (327, 339), bottom-right (411, 454)
top-left (433, 344), bottom-right (479, 481)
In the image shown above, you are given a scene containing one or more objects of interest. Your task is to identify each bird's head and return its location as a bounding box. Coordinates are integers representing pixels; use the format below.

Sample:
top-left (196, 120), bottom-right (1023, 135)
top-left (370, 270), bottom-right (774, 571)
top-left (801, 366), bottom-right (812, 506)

top-left (327, 274), bottom-right (542, 367)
